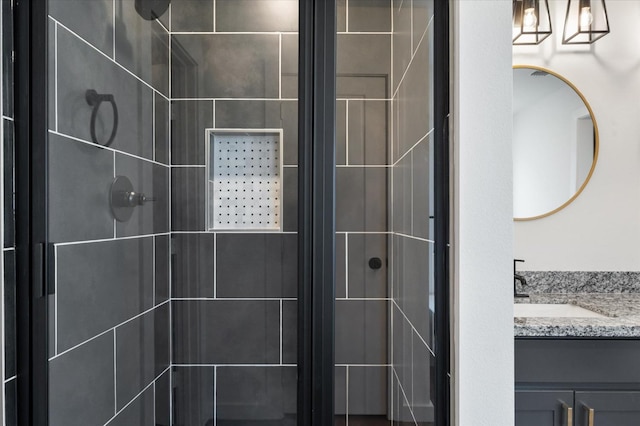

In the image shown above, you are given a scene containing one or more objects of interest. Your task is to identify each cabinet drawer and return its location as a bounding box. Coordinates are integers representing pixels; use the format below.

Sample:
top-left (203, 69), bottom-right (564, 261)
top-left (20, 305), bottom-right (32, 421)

top-left (516, 390), bottom-right (573, 426)
top-left (575, 391), bottom-right (640, 426)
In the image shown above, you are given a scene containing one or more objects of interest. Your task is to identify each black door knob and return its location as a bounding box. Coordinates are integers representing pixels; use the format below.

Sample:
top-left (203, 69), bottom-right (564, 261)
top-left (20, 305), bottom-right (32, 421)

top-left (368, 257), bottom-right (383, 270)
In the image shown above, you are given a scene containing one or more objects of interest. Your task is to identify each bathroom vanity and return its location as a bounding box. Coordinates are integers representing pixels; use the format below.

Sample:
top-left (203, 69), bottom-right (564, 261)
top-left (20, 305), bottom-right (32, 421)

top-left (514, 293), bottom-right (640, 426)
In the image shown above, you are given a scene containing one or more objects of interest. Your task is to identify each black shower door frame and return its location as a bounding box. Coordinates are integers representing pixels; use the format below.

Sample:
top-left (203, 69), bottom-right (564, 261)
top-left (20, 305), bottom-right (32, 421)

top-left (14, 0), bottom-right (450, 425)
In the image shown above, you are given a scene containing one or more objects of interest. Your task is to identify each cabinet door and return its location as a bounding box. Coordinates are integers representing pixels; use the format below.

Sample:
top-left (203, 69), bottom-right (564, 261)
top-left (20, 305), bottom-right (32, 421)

top-left (575, 391), bottom-right (640, 426)
top-left (516, 390), bottom-right (574, 426)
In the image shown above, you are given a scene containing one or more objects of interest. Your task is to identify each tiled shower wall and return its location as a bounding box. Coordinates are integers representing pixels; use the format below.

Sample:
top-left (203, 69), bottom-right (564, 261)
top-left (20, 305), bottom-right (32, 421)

top-left (45, 1), bottom-right (171, 425)
top-left (169, 1), bottom-right (299, 424)
top-left (390, 0), bottom-right (435, 424)
top-left (3, 0), bottom-right (15, 423)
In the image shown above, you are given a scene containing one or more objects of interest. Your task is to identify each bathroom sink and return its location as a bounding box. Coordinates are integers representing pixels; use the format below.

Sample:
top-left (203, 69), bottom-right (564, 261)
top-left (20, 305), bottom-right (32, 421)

top-left (514, 303), bottom-right (606, 318)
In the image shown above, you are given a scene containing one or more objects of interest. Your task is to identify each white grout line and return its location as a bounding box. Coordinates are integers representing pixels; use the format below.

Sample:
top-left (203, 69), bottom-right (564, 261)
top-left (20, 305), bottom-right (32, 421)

top-left (336, 298), bottom-right (391, 301)
top-left (345, 0), bottom-right (349, 32)
top-left (213, 366), bottom-right (217, 426)
top-left (278, 33), bottom-right (282, 100)
top-left (55, 23), bottom-right (59, 132)
top-left (171, 97), bottom-right (299, 102)
top-left (0, 116), bottom-right (12, 122)
top-left (171, 31), bottom-right (298, 35)
top-left (392, 129), bottom-right (433, 168)
top-left (171, 230), bottom-right (298, 235)
top-left (279, 300), bottom-right (283, 364)
top-left (173, 364), bottom-right (297, 367)
top-left (392, 299), bottom-right (435, 357)
top-left (336, 231), bottom-right (392, 235)
top-left (345, 99), bottom-right (349, 165)
top-left (394, 232), bottom-right (434, 244)
top-left (335, 364), bottom-right (391, 367)
top-left (336, 164), bottom-right (392, 168)
top-left (2, 376), bottom-right (15, 385)
top-left (113, 329), bottom-right (117, 415)
top-left (172, 297), bottom-right (297, 301)
top-left (55, 232), bottom-right (169, 247)
top-left (392, 15), bottom-right (433, 100)
top-left (344, 235), bottom-right (349, 298)
top-left (213, 233), bottom-right (217, 298)
top-left (50, 17), bottom-right (170, 102)
top-left (170, 164), bottom-right (206, 168)
top-left (48, 299), bottom-right (171, 362)
top-left (49, 129), bottom-right (170, 168)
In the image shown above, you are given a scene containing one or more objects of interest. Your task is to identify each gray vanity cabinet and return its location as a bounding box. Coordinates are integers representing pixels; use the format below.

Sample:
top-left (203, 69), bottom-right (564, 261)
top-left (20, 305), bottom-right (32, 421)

top-left (574, 392), bottom-right (640, 426)
top-left (516, 339), bottom-right (640, 426)
top-left (515, 390), bottom-right (573, 426)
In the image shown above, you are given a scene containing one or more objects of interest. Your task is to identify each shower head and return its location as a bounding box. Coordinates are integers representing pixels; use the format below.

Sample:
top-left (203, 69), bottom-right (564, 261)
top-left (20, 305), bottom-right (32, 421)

top-left (135, 0), bottom-right (170, 21)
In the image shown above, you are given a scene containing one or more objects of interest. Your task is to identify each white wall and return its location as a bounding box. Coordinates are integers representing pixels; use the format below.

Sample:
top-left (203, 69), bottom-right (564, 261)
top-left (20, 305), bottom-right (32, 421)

top-left (514, 0), bottom-right (640, 271)
top-left (452, 1), bottom-right (514, 425)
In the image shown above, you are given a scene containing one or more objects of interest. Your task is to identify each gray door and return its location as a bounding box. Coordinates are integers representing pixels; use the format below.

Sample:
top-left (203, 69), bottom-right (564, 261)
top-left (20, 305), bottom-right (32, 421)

top-left (575, 391), bottom-right (640, 426)
top-left (516, 390), bottom-right (574, 426)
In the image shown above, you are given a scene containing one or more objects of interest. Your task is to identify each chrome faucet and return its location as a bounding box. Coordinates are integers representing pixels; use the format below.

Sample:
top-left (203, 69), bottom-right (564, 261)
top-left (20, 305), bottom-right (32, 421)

top-left (514, 259), bottom-right (529, 298)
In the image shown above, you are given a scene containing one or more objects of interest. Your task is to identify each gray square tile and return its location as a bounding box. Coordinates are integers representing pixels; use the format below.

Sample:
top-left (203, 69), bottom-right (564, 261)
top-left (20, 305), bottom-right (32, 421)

top-left (392, 0), bottom-right (411, 94)
top-left (216, 367), bottom-right (297, 422)
top-left (155, 370), bottom-right (171, 426)
top-left (391, 303), bottom-right (407, 392)
top-left (49, 20), bottom-right (55, 130)
top-left (50, 332), bottom-right (115, 426)
top-left (336, 101), bottom-right (346, 165)
top-left (172, 300), bottom-right (280, 364)
top-left (413, 0), bottom-right (434, 52)
top-left (155, 235), bottom-right (170, 304)
top-left (4, 251), bottom-right (15, 378)
top-left (216, 0), bottom-right (298, 32)
top-left (397, 30), bottom-right (432, 157)
top-left (171, 233), bottom-right (215, 298)
top-left (171, 0), bottom-right (213, 32)
top-left (348, 233), bottom-right (388, 298)
top-left (400, 236), bottom-right (430, 341)
top-left (3, 0), bottom-right (14, 118)
top-left (109, 385), bottom-right (155, 426)
top-left (216, 233), bottom-right (297, 298)
top-left (412, 138), bottom-right (431, 240)
top-left (3, 119), bottom-right (14, 248)
top-left (116, 304), bottom-right (170, 409)
top-left (155, 94), bottom-right (170, 164)
top-left (337, 34), bottom-right (391, 97)
top-left (173, 366), bottom-right (214, 426)
top-left (214, 100), bottom-right (298, 166)
top-left (335, 300), bottom-right (387, 365)
top-left (348, 366), bottom-right (388, 415)
top-left (50, 0), bottom-right (114, 57)
top-left (57, 27), bottom-right (154, 160)
top-left (282, 300), bottom-right (297, 364)
top-left (4, 379), bottom-right (16, 426)
top-left (115, 0), bottom-right (170, 96)
top-left (337, 75), bottom-right (388, 100)
top-left (336, 233), bottom-right (346, 298)
top-left (282, 167), bottom-right (298, 232)
top-left (336, 167), bottom-right (387, 232)
top-left (115, 154), bottom-right (169, 237)
top-left (171, 100), bottom-right (212, 165)
top-left (48, 133), bottom-right (114, 243)
top-left (171, 167), bottom-right (205, 231)
top-left (337, 0), bottom-right (347, 32)
top-left (347, 100), bottom-right (389, 165)
top-left (348, 0), bottom-right (392, 32)
top-left (392, 155), bottom-right (411, 235)
top-left (171, 34), bottom-right (279, 99)
top-left (57, 237), bottom-right (154, 351)
top-left (281, 34), bottom-right (298, 99)
top-left (335, 366), bottom-right (347, 415)
top-left (412, 336), bottom-right (434, 423)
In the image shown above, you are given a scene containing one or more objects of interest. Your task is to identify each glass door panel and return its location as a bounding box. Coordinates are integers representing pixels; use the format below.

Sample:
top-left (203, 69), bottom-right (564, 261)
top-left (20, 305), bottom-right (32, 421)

top-left (45, 1), bottom-right (299, 425)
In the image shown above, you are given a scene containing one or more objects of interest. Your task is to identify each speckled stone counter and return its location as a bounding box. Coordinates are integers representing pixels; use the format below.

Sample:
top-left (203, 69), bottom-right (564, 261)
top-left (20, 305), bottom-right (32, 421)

top-left (514, 293), bottom-right (640, 338)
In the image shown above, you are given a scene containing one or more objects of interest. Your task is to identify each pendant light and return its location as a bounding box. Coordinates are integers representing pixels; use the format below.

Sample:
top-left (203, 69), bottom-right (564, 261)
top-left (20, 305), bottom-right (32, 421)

top-left (513, 0), bottom-right (552, 45)
top-left (563, 0), bottom-right (610, 44)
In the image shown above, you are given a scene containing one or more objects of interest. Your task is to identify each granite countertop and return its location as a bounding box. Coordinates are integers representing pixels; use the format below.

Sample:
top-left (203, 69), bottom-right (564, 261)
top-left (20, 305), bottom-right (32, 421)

top-left (514, 293), bottom-right (640, 338)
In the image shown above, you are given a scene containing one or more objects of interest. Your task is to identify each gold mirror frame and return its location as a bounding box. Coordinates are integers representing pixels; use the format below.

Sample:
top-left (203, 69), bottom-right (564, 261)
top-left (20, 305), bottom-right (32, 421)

top-left (513, 65), bottom-right (600, 221)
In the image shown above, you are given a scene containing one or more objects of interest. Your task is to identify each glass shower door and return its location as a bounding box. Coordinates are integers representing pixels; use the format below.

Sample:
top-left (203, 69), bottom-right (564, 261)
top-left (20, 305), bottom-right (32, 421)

top-left (43, 1), bottom-right (299, 425)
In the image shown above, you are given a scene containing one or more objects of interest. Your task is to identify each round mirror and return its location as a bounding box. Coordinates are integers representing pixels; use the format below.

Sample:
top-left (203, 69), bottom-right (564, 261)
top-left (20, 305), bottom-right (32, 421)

top-left (513, 65), bottom-right (599, 220)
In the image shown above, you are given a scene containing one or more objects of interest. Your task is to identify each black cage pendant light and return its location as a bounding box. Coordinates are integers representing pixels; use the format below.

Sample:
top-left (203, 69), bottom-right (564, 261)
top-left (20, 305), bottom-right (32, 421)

top-left (563, 0), bottom-right (610, 44)
top-left (513, 0), bottom-right (552, 45)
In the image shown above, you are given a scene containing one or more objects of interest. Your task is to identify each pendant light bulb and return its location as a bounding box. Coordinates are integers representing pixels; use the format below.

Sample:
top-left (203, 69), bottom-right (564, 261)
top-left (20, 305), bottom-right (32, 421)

top-left (579, 6), bottom-right (593, 30)
top-left (523, 7), bottom-right (538, 29)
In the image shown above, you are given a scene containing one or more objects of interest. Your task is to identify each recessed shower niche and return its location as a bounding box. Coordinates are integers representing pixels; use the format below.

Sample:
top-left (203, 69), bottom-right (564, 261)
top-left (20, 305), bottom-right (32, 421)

top-left (207, 129), bottom-right (284, 231)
